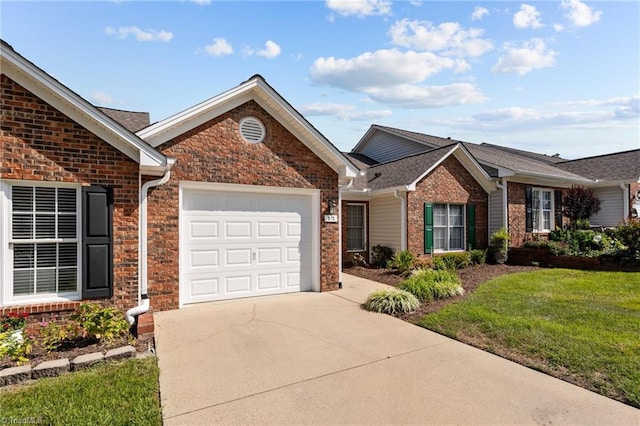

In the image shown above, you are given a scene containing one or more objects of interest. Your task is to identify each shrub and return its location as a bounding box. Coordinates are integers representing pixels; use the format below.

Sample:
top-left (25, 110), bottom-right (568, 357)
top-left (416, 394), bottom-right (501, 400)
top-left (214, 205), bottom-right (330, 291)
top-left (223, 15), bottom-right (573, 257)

top-left (412, 256), bottom-right (433, 270)
top-left (433, 252), bottom-right (471, 270)
top-left (469, 249), bottom-right (487, 265)
top-left (1, 313), bottom-right (29, 332)
top-left (38, 322), bottom-right (83, 353)
top-left (612, 219), bottom-right (640, 260)
top-left (562, 185), bottom-right (601, 229)
top-left (70, 303), bottom-right (130, 343)
top-left (0, 329), bottom-right (32, 364)
top-left (370, 244), bottom-right (394, 268)
top-left (363, 288), bottom-right (420, 316)
top-left (489, 228), bottom-right (509, 264)
top-left (523, 240), bottom-right (570, 256)
top-left (399, 269), bottom-right (463, 302)
top-left (387, 250), bottom-right (415, 275)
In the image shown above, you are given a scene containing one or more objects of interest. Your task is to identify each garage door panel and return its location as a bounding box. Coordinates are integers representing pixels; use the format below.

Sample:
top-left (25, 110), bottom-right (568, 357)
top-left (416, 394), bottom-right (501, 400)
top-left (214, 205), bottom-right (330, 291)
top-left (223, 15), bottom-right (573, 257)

top-left (182, 188), bottom-right (313, 305)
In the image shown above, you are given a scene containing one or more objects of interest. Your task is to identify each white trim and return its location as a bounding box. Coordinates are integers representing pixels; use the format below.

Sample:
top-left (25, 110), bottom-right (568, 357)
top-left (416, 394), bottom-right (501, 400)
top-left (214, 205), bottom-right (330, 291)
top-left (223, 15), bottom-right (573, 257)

top-left (178, 181), bottom-right (321, 307)
top-left (621, 183), bottom-right (630, 220)
top-left (433, 203), bottom-right (466, 252)
top-left (531, 187), bottom-right (554, 233)
top-left (394, 190), bottom-right (407, 251)
top-left (345, 203), bottom-right (367, 252)
top-left (1, 180), bottom-right (82, 306)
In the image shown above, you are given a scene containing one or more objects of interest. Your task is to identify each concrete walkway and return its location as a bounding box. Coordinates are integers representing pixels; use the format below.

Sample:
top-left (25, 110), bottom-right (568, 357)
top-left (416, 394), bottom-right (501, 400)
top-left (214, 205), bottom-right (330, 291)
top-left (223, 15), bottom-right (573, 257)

top-left (154, 274), bottom-right (639, 425)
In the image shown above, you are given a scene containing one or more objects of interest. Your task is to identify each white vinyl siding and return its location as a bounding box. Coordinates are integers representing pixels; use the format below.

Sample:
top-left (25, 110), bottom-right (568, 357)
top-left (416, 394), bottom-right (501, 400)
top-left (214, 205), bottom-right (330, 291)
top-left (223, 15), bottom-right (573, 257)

top-left (346, 204), bottom-right (366, 251)
top-left (590, 186), bottom-right (625, 227)
top-left (488, 189), bottom-right (504, 236)
top-left (369, 195), bottom-right (402, 253)
top-left (6, 183), bottom-right (81, 304)
top-left (358, 132), bottom-right (430, 163)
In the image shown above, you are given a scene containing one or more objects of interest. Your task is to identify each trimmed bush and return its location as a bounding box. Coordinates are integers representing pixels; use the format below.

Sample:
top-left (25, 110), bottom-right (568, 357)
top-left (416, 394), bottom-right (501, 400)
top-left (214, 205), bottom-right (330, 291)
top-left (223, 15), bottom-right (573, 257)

top-left (433, 252), bottom-right (471, 270)
top-left (612, 219), bottom-right (640, 260)
top-left (371, 244), bottom-right (394, 268)
top-left (399, 269), bottom-right (464, 302)
top-left (469, 249), bottom-right (487, 265)
top-left (364, 288), bottom-right (420, 316)
top-left (489, 228), bottom-right (509, 264)
top-left (387, 250), bottom-right (415, 275)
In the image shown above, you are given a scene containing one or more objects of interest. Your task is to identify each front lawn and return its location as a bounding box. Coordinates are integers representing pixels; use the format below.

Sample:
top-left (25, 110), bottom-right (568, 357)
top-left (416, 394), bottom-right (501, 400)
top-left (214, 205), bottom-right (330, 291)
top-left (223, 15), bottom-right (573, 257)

top-left (0, 357), bottom-right (162, 425)
top-left (417, 269), bottom-right (640, 408)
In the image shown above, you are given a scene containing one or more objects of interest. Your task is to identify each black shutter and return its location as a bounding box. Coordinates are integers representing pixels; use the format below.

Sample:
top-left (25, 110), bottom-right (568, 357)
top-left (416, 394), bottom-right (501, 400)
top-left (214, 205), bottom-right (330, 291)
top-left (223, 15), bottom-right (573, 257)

top-left (525, 187), bottom-right (533, 233)
top-left (82, 186), bottom-right (113, 299)
top-left (554, 190), bottom-right (563, 230)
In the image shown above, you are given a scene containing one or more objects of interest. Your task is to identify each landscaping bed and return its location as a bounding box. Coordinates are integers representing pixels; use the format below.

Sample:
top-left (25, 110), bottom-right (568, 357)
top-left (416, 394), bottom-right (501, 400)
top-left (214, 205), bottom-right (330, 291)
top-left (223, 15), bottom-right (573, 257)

top-left (345, 263), bottom-right (539, 320)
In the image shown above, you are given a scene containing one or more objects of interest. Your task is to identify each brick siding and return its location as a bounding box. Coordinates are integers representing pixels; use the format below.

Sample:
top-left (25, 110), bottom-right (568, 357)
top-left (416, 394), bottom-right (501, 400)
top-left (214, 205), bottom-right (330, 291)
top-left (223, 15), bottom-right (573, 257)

top-left (507, 182), bottom-right (565, 247)
top-left (1, 74), bottom-right (140, 313)
top-left (146, 100), bottom-right (339, 311)
top-left (406, 156), bottom-right (489, 255)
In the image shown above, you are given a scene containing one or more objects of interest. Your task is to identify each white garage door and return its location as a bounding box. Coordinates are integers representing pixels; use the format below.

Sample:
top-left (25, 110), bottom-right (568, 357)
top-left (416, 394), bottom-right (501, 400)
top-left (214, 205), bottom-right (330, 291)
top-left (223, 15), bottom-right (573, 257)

top-left (181, 187), bottom-right (314, 305)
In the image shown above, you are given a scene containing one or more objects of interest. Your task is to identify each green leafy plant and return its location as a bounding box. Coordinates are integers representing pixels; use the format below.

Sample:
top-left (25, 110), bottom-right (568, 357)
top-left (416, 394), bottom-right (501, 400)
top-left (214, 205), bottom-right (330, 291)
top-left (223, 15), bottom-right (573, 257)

top-left (0, 329), bottom-right (32, 364)
top-left (611, 219), bottom-right (640, 260)
top-left (38, 322), bottom-right (83, 353)
top-left (489, 228), bottom-right (509, 264)
top-left (469, 249), bottom-right (487, 265)
top-left (433, 252), bottom-right (471, 270)
top-left (387, 250), bottom-right (415, 275)
top-left (364, 288), bottom-right (420, 316)
top-left (1, 312), bottom-right (29, 332)
top-left (370, 244), bottom-right (394, 268)
top-left (70, 303), bottom-right (130, 343)
top-left (399, 269), bottom-right (463, 302)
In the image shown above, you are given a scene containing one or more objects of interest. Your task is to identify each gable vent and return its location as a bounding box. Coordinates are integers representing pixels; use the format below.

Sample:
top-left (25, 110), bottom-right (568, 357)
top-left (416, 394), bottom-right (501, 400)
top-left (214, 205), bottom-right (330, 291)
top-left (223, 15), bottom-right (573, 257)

top-left (239, 116), bottom-right (266, 144)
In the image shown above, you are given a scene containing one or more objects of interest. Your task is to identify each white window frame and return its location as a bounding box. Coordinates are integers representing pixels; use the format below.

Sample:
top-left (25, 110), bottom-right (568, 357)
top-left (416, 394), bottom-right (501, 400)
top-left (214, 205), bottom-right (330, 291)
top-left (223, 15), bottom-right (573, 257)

top-left (433, 203), bottom-right (465, 252)
top-left (1, 180), bottom-right (82, 306)
top-left (346, 203), bottom-right (366, 252)
top-left (532, 188), bottom-right (554, 233)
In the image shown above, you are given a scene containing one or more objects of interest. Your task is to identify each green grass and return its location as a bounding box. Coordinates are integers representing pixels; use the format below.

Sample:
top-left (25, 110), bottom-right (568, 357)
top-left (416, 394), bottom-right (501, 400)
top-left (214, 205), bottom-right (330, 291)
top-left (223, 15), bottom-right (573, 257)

top-left (417, 269), bottom-right (640, 408)
top-left (0, 357), bottom-right (162, 425)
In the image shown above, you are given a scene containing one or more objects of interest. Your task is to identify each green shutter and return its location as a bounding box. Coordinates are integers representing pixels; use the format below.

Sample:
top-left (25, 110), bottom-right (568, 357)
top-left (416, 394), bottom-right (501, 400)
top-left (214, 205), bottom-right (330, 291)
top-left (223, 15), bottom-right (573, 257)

top-left (466, 204), bottom-right (476, 250)
top-left (424, 203), bottom-right (433, 254)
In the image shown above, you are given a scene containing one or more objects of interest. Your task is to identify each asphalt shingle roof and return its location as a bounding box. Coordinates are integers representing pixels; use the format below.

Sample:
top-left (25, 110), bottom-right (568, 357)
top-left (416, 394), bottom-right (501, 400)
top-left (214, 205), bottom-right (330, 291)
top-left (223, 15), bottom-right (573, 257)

top-left (555, 149), bottom-right (640, 181)
top-left (345, 145), bottom-right (458, 191)
top-left (97, 107), bottom-right (151, 132)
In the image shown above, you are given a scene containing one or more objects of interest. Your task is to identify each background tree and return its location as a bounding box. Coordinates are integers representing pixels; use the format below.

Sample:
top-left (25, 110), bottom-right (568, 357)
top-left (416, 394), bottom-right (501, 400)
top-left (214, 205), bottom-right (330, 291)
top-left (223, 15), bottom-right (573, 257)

top-left (562, 185), bottom-right (601, 229)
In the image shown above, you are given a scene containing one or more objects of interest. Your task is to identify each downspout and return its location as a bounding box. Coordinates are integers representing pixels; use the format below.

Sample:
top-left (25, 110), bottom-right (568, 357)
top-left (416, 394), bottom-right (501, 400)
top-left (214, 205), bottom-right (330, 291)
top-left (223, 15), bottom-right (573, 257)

top-left (126, 168), bottom-right (172, 325)
top-left (621, 183), bottom-right (630, 222)
top-left (496, 178), bottom-right (508, 230)
top-left (394, 190), bottom-right (407, 251)
top-left (337, 179), bottom-right (354, 289)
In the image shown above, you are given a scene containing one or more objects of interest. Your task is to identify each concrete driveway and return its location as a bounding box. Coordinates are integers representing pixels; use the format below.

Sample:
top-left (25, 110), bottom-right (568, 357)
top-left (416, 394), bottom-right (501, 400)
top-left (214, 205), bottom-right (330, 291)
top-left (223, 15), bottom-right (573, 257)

top-left (155, 274), bottom-right (639, 425)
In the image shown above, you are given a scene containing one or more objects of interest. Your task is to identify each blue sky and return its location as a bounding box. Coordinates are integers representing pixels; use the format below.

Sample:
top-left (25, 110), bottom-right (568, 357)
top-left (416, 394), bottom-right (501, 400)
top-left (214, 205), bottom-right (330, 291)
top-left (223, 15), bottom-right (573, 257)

top-left (2, 0), bottom-right (638, 159)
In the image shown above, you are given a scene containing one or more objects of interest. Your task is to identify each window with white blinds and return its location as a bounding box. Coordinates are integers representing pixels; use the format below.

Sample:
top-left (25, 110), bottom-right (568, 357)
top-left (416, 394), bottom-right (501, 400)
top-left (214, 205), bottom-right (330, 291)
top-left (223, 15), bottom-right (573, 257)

top-left (10, 185), bottom-right (80, 298)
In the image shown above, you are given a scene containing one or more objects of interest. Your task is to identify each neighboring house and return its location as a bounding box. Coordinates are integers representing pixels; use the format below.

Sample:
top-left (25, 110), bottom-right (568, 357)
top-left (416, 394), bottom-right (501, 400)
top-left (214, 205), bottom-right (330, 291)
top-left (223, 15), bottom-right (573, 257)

top-left (343, 125), bottom-right (639, 262)
top-left (1, 41), bottom-right (358, 332)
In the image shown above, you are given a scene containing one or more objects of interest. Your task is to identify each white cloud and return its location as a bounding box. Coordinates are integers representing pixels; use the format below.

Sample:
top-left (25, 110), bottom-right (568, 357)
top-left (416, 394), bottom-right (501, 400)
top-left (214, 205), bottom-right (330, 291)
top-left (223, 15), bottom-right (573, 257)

top-left (471, 6), bottom-right (489, 21)
top-left (298, 103), bottom-right (392, 121)
top-left (325, 0), bottom-right (392, 17)
top-left (204, 38), bottom-right (233, 56)
top-left (389, 19), bottom-right (493, 58)
top-left (366, 83), bottom-right (487, 108)
top-left (310, 49), bottom-right (461, 91)
top-left (553, 23), bottom-right (565, 32)
top-left (552, 95), bottom-right (640, 119)
top-left (560, 0), bottom-right (602, 27)
top-left (247, 40), bottom-right (282, 59)
top-left (513, 4), bottom-right (544, 29)
top-left (105, 26), bottom-right (173, 42)
top-left (91, 92), bottom-right (117, 105)
top-left (492, 38), bottom-right (557, 75)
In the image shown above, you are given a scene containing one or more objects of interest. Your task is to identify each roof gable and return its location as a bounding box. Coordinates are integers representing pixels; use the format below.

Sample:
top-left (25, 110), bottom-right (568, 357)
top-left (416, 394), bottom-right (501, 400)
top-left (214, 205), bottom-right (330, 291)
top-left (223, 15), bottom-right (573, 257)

top-left (1, 40), bottom-right (170, 175)
top-left (556, 149), bottom-right (640, 182)
top-left (138, 75), bottom-right (358, 179)
top-left (347, 144), bottom-right (495, 194)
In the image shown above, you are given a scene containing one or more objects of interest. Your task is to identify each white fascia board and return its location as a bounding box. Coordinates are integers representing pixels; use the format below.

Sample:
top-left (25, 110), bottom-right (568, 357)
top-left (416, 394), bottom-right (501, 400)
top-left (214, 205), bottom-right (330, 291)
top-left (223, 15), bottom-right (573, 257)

top-left (1, 45), bottom-right (168, 171)
top-left (367, 186), bottom-right (411, 196)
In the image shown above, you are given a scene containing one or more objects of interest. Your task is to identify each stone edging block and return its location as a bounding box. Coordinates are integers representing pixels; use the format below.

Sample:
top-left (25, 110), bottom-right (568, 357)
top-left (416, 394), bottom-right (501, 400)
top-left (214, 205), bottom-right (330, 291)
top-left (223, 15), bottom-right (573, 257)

top-left (72, 352), bottom-right (104, 371)
top-left (32, 358), bottom-right (70, 379)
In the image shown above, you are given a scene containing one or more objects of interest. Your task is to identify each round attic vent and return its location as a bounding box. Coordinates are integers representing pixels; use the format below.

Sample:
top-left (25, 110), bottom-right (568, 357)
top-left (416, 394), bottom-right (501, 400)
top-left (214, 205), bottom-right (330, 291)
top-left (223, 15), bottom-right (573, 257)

top-left (239, 116), bottom-right (265, 144)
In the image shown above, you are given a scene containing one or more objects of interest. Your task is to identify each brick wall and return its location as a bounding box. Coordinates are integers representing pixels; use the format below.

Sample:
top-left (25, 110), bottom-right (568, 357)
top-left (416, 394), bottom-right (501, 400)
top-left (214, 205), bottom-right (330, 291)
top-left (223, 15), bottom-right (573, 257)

top-left (507, 182), bottom-right (565, 247)
top-left (147, 100), bottom-right (339, 311)
top-left (0, 75), bottom-right (140, 312)
top-left (406, 156), bottom-right (489, 255)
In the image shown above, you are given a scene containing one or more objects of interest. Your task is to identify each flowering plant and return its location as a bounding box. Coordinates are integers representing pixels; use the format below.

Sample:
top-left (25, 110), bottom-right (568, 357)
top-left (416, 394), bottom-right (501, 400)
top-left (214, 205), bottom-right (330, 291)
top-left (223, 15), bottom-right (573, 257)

top-left (1, 312), bottom-right (29, 331)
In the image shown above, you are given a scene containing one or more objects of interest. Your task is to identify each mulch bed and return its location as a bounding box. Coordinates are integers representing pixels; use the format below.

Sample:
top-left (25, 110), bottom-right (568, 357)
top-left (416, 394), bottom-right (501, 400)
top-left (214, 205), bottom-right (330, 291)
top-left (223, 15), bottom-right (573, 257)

top-left (344, 263), bottom-right (540, 322)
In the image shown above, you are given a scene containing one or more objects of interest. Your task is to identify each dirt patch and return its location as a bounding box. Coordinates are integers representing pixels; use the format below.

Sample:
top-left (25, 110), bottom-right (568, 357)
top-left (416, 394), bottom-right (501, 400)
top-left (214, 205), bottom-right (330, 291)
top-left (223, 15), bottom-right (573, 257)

top-left (344, 263), bottom-right (540, 322)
